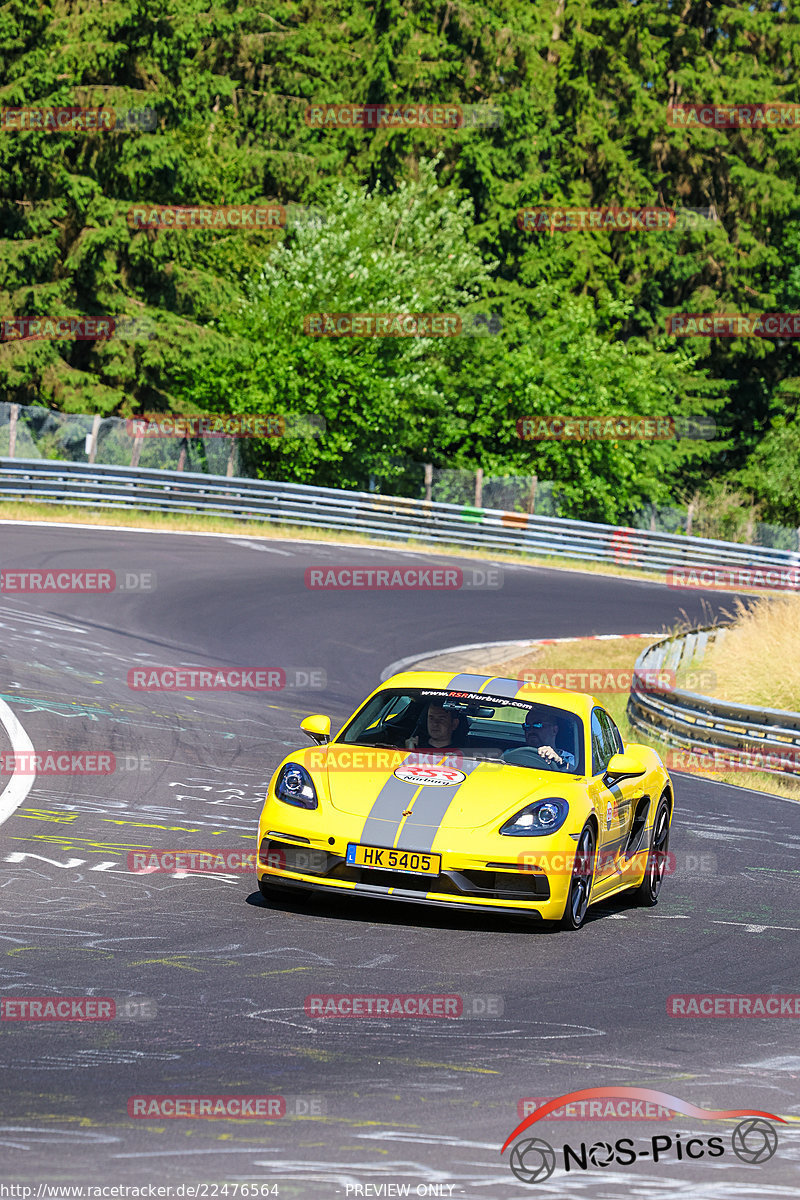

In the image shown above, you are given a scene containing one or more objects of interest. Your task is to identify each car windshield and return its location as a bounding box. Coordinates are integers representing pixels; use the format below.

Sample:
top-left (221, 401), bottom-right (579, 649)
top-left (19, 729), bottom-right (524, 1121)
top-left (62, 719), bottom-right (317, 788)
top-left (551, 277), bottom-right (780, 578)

top-left (337, 687), bottom-right (585, 774)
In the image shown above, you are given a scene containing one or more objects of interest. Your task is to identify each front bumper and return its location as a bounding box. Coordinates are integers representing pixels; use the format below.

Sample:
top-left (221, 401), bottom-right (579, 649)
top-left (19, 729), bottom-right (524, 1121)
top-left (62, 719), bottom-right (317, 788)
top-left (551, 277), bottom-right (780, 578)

top-left (256, 830), bottom-right (576, 922)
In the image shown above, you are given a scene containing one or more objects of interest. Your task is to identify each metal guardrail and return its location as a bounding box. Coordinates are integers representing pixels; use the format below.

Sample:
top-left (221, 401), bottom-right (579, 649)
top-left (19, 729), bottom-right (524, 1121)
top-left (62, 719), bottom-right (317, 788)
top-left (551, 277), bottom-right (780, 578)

top-left (627, 626), bottom-right (800, 779)
top-left (1, 458), bottom-right (800, 581)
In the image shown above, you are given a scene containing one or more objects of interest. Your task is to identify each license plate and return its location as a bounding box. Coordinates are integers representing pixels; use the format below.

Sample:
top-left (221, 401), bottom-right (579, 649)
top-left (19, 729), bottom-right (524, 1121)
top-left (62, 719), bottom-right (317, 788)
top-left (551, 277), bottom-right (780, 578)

top-left (346, 843), bottom-right (441, 874)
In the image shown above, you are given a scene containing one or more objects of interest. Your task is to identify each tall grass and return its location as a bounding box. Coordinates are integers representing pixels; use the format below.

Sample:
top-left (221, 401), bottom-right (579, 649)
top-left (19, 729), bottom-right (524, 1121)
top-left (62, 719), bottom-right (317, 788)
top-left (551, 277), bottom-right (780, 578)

top-left (704, 595), bottom-right (800, 712)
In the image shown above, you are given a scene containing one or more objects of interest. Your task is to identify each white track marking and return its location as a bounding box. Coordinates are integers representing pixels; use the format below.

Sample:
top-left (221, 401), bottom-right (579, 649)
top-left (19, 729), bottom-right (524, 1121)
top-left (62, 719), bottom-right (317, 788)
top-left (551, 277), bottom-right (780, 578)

top-left (227, 539), bottom-right (293, 556)
top-left (712, 920), bottom-right (800, 933)
top-left (0, 694), bottom-right (35, 828)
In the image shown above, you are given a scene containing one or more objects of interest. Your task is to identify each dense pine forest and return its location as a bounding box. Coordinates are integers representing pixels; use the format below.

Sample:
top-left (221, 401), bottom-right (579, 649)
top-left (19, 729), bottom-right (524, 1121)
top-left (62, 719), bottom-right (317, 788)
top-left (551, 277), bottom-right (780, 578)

top-left (2, 0), bottom-right (800, 531)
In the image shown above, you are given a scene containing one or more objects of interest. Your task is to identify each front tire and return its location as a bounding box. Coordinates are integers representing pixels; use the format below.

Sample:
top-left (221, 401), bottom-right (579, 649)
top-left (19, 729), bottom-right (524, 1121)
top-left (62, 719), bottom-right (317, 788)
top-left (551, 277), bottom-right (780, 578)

top-left (561, 823), bottom-right (596, 930)
top-left (629, 794), bottom-right (671, 906)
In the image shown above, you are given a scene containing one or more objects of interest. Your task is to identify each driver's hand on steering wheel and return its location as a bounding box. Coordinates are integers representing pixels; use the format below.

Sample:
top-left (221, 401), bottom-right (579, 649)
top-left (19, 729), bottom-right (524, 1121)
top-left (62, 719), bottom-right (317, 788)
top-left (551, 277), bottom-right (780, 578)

top-left (404, 735), bottom-right (419, 750)
top-left (538, 745), bottom-right (564, 765)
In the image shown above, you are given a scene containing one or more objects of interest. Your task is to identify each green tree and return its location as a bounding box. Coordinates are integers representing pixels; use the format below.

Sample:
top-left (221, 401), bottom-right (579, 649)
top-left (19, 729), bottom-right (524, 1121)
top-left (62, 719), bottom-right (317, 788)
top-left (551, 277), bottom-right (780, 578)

top-left (1, 0), bottom-right (799, 525)
top-left (173, 163), bottom-right (723, 522)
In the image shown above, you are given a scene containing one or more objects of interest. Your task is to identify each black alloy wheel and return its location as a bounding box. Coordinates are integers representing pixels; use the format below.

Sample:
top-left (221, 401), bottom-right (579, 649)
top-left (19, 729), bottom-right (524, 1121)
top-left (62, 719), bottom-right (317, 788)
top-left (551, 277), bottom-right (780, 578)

top-left (630, 794), bottom-right (671, 906)
top-left (561, 823), bottom-right (596, 930)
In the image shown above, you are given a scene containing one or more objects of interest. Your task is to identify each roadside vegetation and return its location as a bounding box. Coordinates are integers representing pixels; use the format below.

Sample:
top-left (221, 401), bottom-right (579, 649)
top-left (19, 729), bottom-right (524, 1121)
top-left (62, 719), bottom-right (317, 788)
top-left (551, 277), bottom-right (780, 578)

top-left (3, 3), bottom-right (800, 531)
top-left (703, 595), bottom-right (800, 714)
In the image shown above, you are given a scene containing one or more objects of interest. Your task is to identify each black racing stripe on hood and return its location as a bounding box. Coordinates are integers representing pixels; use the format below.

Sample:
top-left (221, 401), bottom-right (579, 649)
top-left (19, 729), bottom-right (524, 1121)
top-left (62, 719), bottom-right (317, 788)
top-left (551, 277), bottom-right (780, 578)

top-left (394, 761), bottom-right (481, 852)
top-left (484, 677), bottom-right (526, 698)
top-left (446, 673), bottom-right (493, 691)
top-left (358, 755), bottom-right (420, 846)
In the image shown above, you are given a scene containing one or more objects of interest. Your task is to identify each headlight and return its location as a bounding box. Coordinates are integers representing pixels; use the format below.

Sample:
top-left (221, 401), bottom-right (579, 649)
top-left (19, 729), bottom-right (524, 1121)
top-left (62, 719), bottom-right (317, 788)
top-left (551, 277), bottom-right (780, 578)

top-left (500, 798), bottom-right (569, 836)
top-left (275, 763), bottom-right (318, 810)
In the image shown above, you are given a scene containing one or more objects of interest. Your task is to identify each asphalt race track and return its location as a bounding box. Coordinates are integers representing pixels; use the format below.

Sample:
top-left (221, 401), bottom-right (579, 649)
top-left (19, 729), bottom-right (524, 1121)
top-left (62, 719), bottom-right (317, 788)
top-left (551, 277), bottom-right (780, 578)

top-left (1, 521), bottom-right (798, 1198)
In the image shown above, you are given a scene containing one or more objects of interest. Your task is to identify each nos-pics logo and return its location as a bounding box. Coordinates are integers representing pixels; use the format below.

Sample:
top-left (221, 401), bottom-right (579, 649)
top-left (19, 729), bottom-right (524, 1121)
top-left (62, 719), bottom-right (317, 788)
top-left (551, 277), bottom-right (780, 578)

top-left (501, 1087), bottom-right (782, 1184)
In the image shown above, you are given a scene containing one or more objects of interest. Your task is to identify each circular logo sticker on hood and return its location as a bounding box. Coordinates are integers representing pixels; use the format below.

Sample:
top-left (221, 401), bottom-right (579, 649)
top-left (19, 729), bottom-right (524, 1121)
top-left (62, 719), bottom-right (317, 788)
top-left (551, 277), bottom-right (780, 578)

top-left (394, 765), bottom-right (466, 787)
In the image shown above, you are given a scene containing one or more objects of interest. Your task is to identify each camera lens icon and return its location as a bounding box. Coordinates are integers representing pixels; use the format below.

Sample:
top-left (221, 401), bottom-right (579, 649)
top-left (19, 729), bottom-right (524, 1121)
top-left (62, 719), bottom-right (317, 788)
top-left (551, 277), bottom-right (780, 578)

top-left (509, 1137), bottom-right (556, 1184)
top-left (588, 1140), bottom-right (614, 1167)
top-left (731, 1118), bottom-right (778, 1164)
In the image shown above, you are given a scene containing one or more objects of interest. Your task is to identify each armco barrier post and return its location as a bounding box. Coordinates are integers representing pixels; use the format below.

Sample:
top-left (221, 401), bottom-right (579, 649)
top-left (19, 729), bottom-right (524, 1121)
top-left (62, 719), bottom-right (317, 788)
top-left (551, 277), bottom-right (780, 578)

top-left (8, 404), bottom-right (18, 458)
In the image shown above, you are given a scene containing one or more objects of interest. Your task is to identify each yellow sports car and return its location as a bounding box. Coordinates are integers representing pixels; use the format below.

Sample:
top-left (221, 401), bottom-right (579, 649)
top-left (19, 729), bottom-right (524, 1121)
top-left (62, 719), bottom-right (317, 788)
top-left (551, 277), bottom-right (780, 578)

top-left (256, 671), bottom-right (674, 929)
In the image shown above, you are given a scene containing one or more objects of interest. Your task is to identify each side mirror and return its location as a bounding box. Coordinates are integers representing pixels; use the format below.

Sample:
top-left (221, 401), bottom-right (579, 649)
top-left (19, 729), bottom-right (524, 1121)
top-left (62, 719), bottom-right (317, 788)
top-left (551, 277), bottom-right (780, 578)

top-left (301, 714), bottom-right (331, 745)
top-left (604, 751), bottom-right (646, 784)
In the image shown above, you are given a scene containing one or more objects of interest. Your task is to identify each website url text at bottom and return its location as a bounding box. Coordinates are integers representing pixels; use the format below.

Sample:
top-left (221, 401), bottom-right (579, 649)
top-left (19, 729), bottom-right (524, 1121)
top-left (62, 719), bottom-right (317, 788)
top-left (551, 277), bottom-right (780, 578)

top-left (2, 1187), bottom-right (280, 1198)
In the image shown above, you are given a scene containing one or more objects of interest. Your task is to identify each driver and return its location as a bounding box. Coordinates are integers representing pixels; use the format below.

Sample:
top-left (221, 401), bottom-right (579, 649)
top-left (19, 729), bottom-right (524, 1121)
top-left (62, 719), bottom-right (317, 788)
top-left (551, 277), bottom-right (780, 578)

top-left (405, 702), bottom-right (465, 750)
top-left (503, 707), bottom-right (577, 771)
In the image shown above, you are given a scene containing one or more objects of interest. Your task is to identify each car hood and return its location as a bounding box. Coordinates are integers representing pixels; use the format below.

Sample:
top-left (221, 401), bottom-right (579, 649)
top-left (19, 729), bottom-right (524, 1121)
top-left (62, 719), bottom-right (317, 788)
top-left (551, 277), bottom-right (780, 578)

top-left (303, 744), bottom-right (579, 831)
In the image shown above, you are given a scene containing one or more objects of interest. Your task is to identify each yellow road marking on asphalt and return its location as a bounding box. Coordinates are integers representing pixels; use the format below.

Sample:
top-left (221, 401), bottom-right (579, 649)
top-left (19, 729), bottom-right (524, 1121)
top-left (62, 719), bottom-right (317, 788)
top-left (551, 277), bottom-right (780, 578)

top-left (102, 819), bottom-right (202, 831)
top-left (7, 946), bottom-right (113, 957)
top-left (410, 1060), bottom-right (499, 1074)
top-left (126, 957), bottom-right (203, 972)
top-left (10, 834), bottom-right (152, 850)
top-left (19, 810), bottom-right (78, 823)
top-left (257, 967), bottom-right (312, 976)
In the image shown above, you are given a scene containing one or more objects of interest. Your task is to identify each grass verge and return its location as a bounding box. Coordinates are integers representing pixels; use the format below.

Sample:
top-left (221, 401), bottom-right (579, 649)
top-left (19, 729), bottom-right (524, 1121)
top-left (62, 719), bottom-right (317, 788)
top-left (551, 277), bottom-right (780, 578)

top-left (702, 594), bottom-right (800, 712)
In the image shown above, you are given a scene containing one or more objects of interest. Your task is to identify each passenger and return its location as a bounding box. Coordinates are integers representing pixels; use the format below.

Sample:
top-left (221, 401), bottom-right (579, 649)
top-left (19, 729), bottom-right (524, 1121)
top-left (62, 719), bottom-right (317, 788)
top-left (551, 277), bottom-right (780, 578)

top-left (503, 708), bottom-right (577, 771)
